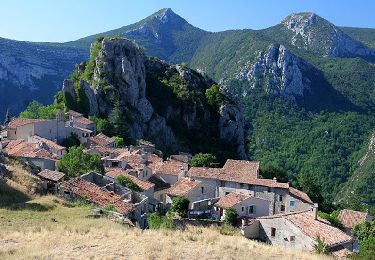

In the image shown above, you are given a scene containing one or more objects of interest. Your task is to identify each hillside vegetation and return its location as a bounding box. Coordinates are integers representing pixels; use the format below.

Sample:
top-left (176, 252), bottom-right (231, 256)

top-left (0, 195), bottom-right (328, 260)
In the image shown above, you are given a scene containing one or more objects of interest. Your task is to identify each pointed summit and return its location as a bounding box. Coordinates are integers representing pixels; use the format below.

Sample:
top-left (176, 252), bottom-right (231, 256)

top-left (281, 12), bottom-right (375, 58)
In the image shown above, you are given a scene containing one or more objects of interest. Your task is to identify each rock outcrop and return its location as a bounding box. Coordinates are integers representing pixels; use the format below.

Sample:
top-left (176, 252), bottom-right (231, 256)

top-left (236, 44), bottom-right (313, 101)
top-left (62, 37), bottom-right (246, 158)
top-left (282, 12), bottom-right (375, 58)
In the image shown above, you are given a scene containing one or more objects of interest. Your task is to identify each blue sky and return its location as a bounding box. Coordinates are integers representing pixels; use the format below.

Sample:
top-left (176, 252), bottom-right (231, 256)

top-left (2, 0), bottom-right (375, 42)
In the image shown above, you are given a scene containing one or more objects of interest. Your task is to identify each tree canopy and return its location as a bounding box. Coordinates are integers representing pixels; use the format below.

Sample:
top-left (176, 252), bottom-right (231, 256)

top-left (191, 153), bottom-right (218, 167)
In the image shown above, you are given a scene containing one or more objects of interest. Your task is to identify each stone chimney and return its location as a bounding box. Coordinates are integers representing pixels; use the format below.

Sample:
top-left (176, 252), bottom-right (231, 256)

top-left (273, 177), bottom-right (277, 182)
top-left (312, 203), bottom-right (318, 220)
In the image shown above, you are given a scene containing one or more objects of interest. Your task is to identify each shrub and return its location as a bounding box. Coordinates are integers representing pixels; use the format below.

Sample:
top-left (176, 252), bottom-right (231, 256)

top-left (116, 175), bottom-right (143, 192)
top-left (191, 153), bottom-right (218, 167)
top-left (147, 212), bottom-right (175, 230)
top-left (205, 85), bottom-right (222, 110)
top-left (318, 211), bottom-right (343, 230)
top-left (224, 208), bottom-right (237, 226)
top-left (171, 196), bottom-right (190, 217)
top-left (103, 204), bottom-right (118, 212)
top-left (61, 133), bottom-right (80, 149)
top-left (112, 136), bottom-right (124, 148)
top-left (313, 236), bottom-right (329, 254)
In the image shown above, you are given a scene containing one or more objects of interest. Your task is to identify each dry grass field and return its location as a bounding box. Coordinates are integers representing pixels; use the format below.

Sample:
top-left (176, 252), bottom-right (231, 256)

top-left (0, 195), bottom-right (332, 260)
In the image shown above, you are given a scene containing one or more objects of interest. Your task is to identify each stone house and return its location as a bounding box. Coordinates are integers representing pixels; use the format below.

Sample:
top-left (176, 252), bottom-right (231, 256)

top-left (188, 159), bottom-right (313, 215)
top-left (58, 172), bottom-right (149, 228)
top-left (2, 139), bottom-right (58, 170)
top-left (29, 135), bottom-right (66, 159)
top-left (212, 192), bottom-right (270, 221)
top-left (37, 169), bottom-right (65, 193)
top-left (154, 158), bottom-right (188, 185)
top-left (338, 209), bottom-right (373, 233)
top-left (86, 133), bottom-right (116, 148)
top-left (242, 206), bottom-right (354, 255)
top-left (165, 178), bottom-right (216, 210)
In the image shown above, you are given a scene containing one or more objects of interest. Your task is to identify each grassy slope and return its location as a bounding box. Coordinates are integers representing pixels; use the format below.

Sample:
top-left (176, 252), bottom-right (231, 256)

top-left (0, 196), bottom-right (328, 260)
top-left (341, 26), bottom-right (375, 49)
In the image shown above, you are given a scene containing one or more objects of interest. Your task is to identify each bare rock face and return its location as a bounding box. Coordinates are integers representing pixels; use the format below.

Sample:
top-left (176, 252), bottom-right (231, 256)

top-left (64, 37), bottom-right (246, 158)
top-left (282, 12), bottom-right (375, 58)
top-left (62, 79), bottom-right (76, 99)
top-left (236, 44), bottom-right (313, 101)
top-left (218, 104), bottom-right (247, 159)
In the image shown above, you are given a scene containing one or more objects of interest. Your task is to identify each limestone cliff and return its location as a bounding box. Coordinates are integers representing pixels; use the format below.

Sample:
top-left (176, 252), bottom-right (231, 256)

top-left (61, 37), bottom-right (246, 159)
top-left (282, 13), bottom-right (375, 58)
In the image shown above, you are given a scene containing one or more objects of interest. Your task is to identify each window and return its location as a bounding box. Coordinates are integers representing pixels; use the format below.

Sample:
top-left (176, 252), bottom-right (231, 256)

top-left (201, 187), bottom-right (204, 194)
top-left (49, 129), bottom-right (52, 133)
top-left (279, 195), bottom-right (283, 202)
top-left (240, 183), bottom-right (244, 189)
top-left (241, 206), bottom-right (244, 212)
top-left (267, 187), bottom-right (271, 192)
top-left (281, 205), bottom-right (285, 212)
top-left (290, 236), bottom-right (295, 242)
top-left (271, 228), bottom-right (276, 237)
top-left (249, 205), bottom-right (256, 214)
top-left (225, 192), bottom-right (230, 196)
top-left (289, 200), bottom-right (296, 207)
top-left (220, 180), bottom-right (225, 187)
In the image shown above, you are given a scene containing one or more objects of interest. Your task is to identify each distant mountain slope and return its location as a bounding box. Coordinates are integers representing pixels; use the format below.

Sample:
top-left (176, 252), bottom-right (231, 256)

top-left (64, 8), bottom-right (208, 64)
top-left (337, 132), bottom-right (375, 207)
top-left (341, 26), bottom-right (375, 49)
top-left (0, 38), bottom-right (87, 121)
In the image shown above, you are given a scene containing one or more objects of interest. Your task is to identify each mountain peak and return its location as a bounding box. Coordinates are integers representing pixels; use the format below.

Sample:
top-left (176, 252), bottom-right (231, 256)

top-left (150, 8), bottom-right (185, 25)
top-left (282, 12), bottom-right (325, 29)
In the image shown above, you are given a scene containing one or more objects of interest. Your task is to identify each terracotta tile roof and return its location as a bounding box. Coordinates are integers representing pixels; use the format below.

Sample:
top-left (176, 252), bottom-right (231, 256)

top-left (288, 187), bottom-right (313, 204)
top-left (170, 154), bottom-right (190, 163)
top-left (4, 140), bottom-right (58, 161)
top-left (331, 246), bottom-right (353, 259)
top-left (223, 160), bottom-right (259, 179)
top-left (338, 209), bottom-right (372, 229)
top-left (61, 178), bottom-right (135, 214)
top-left (106, 169), bottom-right (155, 190)
top-left (155, 159), bottom-right (188, 176)
top-left (73, 116), bottom-right (94, 126)
top-left (148, 175), bottom-right (171, 191)
top-left (88, 133), bottom-right (115, 147)
top-left (8, 118), bottom-right (42, 129)
top-left (215, 192), bottom-right (252, 208)
top-left (188, 167), bottom-right (289, 189)
top-left (67, 110), bottom-right (84, 118)
top-left (31, 135), bottom-right (66, 151)
top-left (281, 211), bottom-right (353, 247)
top-left (37, 169), bottom-right (65, 182)
top-left (167, 178), bottom-right (201, 197)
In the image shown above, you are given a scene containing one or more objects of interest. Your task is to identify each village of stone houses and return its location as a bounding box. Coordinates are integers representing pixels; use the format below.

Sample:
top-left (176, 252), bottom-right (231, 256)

top-left (0, 108), bottom-right (373, 259)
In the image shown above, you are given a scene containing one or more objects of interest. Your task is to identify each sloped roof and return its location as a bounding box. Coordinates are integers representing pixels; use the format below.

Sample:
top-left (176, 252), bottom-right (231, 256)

top-left (32, 135), bottom-right (66, 151)
top-left (188, 167), bottom-right (289, 189)
top-left (260, 210), bottom-right (353, 247)
top-left (8, 118), bottom-right (43, 129)
top-left (223, 160), bottom-right (259, 178)
top-left (288, 187), bottom-right (313, 204)
top-left (88, 133), bottom-right (115, 147)
top-left (61, 178), bottom-right (135, 214)
top-left (4, 140), bottom-right (58, 161)
top-left (167, 178), bottom-right (201, 197)
top-left (338, 209), bottom-right (372, 229)
top-left (106, 169), bottom-right (155, 190)
top-left (215, 192), bottom-right (252, 208)
top-left (148, 175), bottom-right (171, 191)
top-left (37, 169), bottom-right (65, 182)
top-left (155, 159), bottom-right (187, 176)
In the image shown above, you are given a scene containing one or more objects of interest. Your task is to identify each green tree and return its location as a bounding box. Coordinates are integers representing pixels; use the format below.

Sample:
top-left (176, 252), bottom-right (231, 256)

top-left (147, 212), bottom-right (175, 230)
top-left (56, 146), bottom-right (104, 179)
top-left (61, 133), bottom-right (80, 149)
top-left (112, 136), bottom-right (124, 148)
top-left (191, 153), bottom-right (218, 167)
top-left (171, 196), bottom-right (190, 217)
top-left (260, 163), bottom-right (289, 183)
top-left (352, 221), bottom-right (375, 259)
top-left (224, 208), bottom-right (237, 226)
top-left (205, 85), bottom-right (222, 109)
top-left (116, 175), bottom-right (143, 192)
top-left (108, 101), bottom-right (131, 143)
top-left (89, 116), bottom-right (110, 135)
top-left (20, 101), bottom-right (62, 119)
top-left (298, 172), bottom-right (324, 205)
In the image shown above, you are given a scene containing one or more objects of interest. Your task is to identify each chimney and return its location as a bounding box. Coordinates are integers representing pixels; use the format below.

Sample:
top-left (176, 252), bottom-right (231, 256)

top-left (273, 177), bottom-right (277, 182)
top-left (312, 203), bottom-right (318, 220)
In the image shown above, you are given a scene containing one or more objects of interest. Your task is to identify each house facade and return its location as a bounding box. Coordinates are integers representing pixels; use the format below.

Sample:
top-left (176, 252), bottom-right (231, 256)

top-left (188, 160), bottom-right (313, 215)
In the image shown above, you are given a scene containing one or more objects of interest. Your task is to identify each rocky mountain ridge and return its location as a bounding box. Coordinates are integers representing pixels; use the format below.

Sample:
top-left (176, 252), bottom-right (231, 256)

top-left (62, 37), bottom-right (246, 158)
